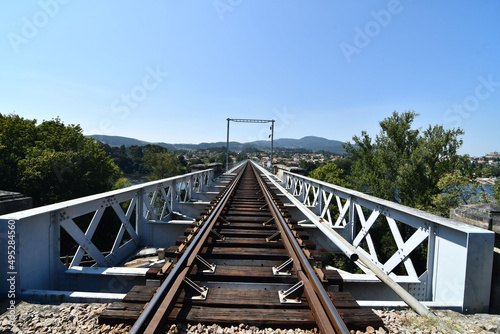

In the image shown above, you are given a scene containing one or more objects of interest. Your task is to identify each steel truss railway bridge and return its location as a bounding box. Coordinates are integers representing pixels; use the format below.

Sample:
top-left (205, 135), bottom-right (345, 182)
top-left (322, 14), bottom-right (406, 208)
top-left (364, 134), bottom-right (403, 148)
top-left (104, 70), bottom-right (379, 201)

top-left (0, 161), bottom-right (495, 325)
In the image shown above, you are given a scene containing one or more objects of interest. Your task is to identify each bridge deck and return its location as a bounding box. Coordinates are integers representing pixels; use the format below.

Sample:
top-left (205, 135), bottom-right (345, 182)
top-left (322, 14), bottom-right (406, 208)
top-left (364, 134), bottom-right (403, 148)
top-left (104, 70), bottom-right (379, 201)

top-left (100, 162), bottom-right (383, 333)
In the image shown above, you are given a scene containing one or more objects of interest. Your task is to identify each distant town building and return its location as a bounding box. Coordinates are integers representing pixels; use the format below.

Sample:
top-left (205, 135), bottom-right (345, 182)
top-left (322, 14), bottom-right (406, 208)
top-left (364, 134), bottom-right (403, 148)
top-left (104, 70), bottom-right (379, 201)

top-left (486, 152), bottom-right (500, 159)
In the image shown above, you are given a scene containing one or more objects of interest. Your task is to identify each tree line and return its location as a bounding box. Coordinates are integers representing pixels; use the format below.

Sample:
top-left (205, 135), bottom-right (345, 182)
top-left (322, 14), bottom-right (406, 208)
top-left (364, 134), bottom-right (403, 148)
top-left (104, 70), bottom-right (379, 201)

top-left (3, 111), bottom-right (498, 263)
top-left (100, 144), bottom-right (249, 179)
top-left (0, 114), bottom-right (189, 207)
top-left (99, 143), bottom-right (188, 180)
top-left (3, 111), bottom-right (498, 214)
top-left (0, 114), bottom-right (121, 207)
top-left (0, 114), bottom-right (224, 257)
top-left (309, 110), bottom-right (500, 217)
top-left (0, 113), bottom-right (241, 207)
top-left (307, 111), bottom-right (499, 274)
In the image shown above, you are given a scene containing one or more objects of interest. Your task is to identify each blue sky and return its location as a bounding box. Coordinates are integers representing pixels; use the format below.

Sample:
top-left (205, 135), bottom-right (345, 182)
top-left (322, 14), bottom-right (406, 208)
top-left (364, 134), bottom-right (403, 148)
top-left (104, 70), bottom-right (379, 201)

top-left (1, 1), bottom-right (499, 156)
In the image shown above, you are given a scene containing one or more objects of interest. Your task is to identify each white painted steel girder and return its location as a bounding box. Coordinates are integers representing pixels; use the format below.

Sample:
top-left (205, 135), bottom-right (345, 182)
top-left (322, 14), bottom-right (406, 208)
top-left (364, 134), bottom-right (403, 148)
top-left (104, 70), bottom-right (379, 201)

top-left (0, 167), bottom-right (218, 296)
top-left (253, 161), bottom-right (495, 313)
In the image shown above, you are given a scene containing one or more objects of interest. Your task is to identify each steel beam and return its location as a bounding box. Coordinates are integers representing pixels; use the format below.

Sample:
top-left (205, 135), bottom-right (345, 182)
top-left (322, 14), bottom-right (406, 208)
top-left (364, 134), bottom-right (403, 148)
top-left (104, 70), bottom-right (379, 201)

top-left (225, 118), bottom-right (275, 171)
top-left (255, 161), bottom-right (495, 313)
top-left (0, 167), bottom-right (218, 296)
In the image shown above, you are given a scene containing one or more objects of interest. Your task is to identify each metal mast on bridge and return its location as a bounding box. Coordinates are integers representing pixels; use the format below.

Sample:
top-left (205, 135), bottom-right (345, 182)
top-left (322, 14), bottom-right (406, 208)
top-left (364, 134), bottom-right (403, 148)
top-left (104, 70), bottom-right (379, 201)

top-left (226, 118), bottom-right (275, 171)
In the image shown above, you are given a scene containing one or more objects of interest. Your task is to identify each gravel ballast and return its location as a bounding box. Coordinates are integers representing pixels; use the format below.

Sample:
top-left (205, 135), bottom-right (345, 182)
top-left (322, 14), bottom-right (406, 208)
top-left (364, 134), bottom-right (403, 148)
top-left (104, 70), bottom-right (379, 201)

top-left (0, 301), bottom-right (499, 333)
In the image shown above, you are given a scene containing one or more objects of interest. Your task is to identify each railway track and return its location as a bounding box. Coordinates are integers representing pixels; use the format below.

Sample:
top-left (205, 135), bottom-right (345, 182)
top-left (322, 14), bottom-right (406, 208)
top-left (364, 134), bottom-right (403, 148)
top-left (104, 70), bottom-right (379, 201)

top-left (100, 161), bottom-right (383, 333)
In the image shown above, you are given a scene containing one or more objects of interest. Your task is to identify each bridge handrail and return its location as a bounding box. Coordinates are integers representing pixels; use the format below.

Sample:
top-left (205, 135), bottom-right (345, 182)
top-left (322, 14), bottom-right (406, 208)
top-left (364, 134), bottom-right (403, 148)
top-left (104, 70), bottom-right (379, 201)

top-left (0, 168), bottom-right (217, 296)
top-left (0, 169), bottom-right (215, 221)
top-left (275, 169), bottom-right (494, 312)
top-left (282, 171), bottom-right (485, 233)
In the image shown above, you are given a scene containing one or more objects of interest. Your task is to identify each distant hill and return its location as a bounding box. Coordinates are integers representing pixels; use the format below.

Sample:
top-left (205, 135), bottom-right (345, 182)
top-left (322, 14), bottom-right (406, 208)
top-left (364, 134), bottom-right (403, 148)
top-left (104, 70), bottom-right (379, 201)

top-left (88, 135), bottom-right (347, 153)
top-left (90, 135), bottom-right (178, 150)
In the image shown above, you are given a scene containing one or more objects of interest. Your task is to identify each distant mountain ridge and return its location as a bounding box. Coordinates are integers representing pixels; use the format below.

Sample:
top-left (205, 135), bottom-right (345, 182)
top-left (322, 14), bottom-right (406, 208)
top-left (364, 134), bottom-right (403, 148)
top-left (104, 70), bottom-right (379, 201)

top-left (89, 134), bottom-right (347, 153)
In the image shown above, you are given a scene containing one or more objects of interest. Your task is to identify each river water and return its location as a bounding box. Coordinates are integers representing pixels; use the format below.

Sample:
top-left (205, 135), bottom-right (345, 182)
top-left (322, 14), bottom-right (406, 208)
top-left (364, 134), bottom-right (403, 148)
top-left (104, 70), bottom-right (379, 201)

top-left (482, 184), bottom-right (494, 195)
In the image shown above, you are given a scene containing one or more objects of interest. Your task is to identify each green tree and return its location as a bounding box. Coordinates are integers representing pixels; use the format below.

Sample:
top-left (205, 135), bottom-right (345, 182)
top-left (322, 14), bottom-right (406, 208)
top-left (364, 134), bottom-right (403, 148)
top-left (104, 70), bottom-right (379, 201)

top-left (481, 165), bottom-right (500, 178)
top-left (215, 153), bottom-right (226, 164)
top-left (112, 145), bottom-right (134, 173)
top-left (332, 156), bottom-right (354, 176)
top-left (336, 111), bottom-right (468, 275)
top-left (128, 145), bottom-right (146, 173)
top-left (309, 162), bottom-right (350, 188)
top-left (143, 147), bottom-right (184, 180)
top-left (0, 114), bottom-right (38, 190)
top-left (112, 177), bottom-right (132, 190)
top-left (236, 152), bottom-right (247, 162)
top-left (345, 111), bottom-right (467, 210)
top-left (0, 114), bottom-right (122, 206)
top-left (299, 160), bottom-right (322, 174)
top-left (431, 171), bottom-right (486, 216)
top-left (493, 182), bottom-right (500, 205)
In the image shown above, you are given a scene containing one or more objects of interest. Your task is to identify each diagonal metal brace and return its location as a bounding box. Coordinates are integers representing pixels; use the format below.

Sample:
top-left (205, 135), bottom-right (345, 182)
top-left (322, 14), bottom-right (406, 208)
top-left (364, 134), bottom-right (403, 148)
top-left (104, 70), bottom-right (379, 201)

top-left (263, 217), bottom-right (275, 226)
top-left (218, 217), bottom-right (231, 226)
top-left (278, 281), bottom-right (304, 304)
top-left (266, 230), bottom-right (281, 243)
top-left (195, 255), bottom-right (216, 273)
top-left (259, 203), bottom-right (269, 211)
top-left (272, 258), bottom-right (293, 276)
top-left (183, 277), bottom-right (208, 300)
top-left (210, 229), bottom-right (225, 241)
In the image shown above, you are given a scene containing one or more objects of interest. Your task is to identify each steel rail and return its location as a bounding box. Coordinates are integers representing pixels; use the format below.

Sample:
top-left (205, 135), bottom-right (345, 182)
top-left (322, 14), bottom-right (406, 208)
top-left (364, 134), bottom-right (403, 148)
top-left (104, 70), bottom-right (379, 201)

top-left (252, 164), bottom-right (350, 334)
top-left (254, 164), bottom-right (448, 325)
top-left (255, 162), bottom-right (455, 333)
top-left (129, 163), bottom-right (246, 334)
top-left (132, 162), bottom-right (349, 333)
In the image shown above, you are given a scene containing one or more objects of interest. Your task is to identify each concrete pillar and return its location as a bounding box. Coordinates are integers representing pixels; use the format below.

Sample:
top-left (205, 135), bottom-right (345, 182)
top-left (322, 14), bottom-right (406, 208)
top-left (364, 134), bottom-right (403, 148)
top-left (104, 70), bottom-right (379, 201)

top-left (450, 203), bottom-right (500, 313)
top-left (0, 191), bottom-right (32, 215)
